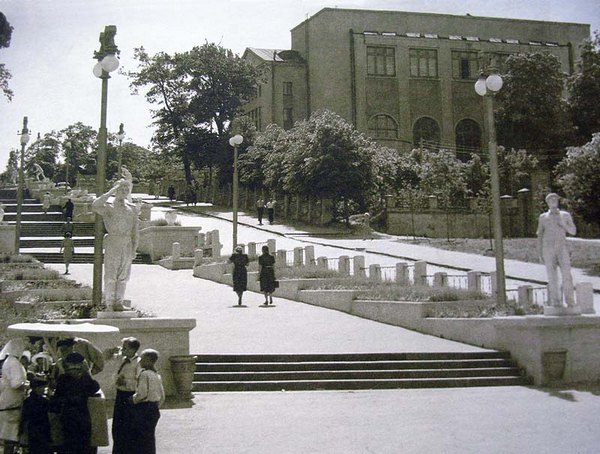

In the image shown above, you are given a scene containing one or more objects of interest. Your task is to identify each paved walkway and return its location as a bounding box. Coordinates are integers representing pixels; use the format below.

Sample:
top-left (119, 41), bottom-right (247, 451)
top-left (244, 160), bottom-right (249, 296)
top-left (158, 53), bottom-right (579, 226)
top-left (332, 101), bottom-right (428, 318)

top-left (42, 202), bottom-right (600, 453)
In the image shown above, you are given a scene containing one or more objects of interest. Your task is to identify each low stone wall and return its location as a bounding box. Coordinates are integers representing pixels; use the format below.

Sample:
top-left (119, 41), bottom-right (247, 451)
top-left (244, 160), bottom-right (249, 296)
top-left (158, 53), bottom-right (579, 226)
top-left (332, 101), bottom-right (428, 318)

top-left (82, 317), bottom-right (197, 399)
top-left (297, 289), bottom-right (355, 312)
top-left (138, 226), bottom-right (201, 262)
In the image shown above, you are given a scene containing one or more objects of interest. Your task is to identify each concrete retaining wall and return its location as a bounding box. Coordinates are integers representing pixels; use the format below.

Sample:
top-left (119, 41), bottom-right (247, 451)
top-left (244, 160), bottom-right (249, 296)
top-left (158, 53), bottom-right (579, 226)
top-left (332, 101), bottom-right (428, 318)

top-left (138, 226), bottom-right (201, 262)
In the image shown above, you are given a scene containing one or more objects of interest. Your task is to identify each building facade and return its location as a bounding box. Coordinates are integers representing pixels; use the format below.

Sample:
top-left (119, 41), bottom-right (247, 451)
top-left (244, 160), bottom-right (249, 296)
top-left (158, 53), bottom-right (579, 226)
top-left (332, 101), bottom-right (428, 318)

top-left (242, 8), bottom-right (590, 155)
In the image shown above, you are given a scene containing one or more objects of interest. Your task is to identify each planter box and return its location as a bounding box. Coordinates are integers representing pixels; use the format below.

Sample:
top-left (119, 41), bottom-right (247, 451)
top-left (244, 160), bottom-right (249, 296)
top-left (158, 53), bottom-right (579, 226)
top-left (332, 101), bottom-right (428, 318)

top-left (297, 289), bottom-right (355, 313)
top-left (13, 299), bottom-right (92, 313)
top-left (138, 226), bottom-right (201, 262)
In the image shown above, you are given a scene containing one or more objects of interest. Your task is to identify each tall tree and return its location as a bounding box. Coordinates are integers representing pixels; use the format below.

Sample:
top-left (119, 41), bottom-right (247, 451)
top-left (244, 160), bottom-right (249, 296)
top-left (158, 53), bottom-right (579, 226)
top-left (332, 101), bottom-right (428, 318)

top-left (495, 52), bottom-right (571, 162)
top-left (0, 12), bottom-right (13, 101)
top-left (125, 43), bottom-right (262, 184)
top-left (568, 31), bottom-right (600, 145)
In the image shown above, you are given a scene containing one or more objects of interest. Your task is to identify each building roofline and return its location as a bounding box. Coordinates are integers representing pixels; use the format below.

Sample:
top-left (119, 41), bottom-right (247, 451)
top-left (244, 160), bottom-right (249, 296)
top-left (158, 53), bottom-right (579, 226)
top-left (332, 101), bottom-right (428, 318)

top-left (290, 7), bottom-right (590, 33)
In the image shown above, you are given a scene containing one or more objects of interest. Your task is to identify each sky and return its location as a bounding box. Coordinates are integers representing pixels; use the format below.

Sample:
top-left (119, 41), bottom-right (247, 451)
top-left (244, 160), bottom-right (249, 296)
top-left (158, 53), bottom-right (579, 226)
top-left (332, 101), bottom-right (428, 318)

top-left (0, 0), bottom-right (598, 171)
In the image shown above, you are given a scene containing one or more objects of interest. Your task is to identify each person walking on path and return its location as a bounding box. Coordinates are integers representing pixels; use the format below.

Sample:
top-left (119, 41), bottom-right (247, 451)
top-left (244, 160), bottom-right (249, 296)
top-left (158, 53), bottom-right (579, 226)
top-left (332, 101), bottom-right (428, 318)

top-left (167, 185), bottom-right (176, 202)
top-left (63, 198), bottom-right (74, 221)
top-left (130, 349), bottom-right (165, 454)
top-left (0, 338), bottom-right (28, 454)
top-left (258, 245), bottom-right (276, 305)
top-left (229, 246), bottom-right (249, 306)
top-left (256, 198), bottom-right (265, 225)
top-left (42, 192), bottom-right (51, 215)
top-left (266, 199), bottom-right (276, 225)
top-left (104, 337), bottom-right (141, 454)
top-left (59, 232), bottom-right (75, 275)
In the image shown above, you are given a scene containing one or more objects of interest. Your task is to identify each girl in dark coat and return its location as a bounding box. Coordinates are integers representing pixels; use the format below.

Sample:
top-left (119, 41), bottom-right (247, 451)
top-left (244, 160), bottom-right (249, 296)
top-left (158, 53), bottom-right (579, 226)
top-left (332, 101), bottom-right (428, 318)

top-left (229, 246), bottom-right (249, 306)
top-left (258, 245), bottom-right (276, 305)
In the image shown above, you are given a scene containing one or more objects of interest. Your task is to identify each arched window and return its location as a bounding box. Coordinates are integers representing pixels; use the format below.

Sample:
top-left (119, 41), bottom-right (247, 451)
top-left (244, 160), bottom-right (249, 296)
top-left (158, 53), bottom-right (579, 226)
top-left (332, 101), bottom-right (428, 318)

top-left (455, 119), bottom-right (482, 160)
top-left (412, 117), bottom-right (440, 148)
top-left (368, 114), bottom-right (398, 139)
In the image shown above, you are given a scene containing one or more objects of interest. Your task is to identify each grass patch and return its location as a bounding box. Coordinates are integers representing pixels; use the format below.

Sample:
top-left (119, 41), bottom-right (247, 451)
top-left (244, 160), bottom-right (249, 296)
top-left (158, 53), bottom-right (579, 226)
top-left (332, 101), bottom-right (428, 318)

top-left (428, 298), bottom-right (544, 318)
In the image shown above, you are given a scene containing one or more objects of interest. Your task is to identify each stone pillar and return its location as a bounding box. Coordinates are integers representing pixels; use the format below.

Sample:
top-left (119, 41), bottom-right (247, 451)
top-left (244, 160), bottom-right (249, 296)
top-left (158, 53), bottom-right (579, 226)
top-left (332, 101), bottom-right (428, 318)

top-left (172, 242), bottom-right (181, 260)
top-left (354, 256), bottom-right (366, 278)
top-left (293, 247), bottom-right (304, 267)
top-left (197, 233), bottom-right (206, 248)
top-left (267, 239), bottom-right (277, 254)
top-left (305, 246), bottom-right (315, 266)
top-left (247, 242), bottom-right (257, 259)
top-left (518, 285), bottom-right (533, 308)
top-left (316, 256), bottom-right (328, 269)
top-left (395, 262), bottom-right (409, 285)
top-left (194, 249), bottom-right (203, 267)
top-left (211, 230), bottom-right (221, 260)
top-left (339, 256), bottom-right (350, 275)
top-left (369, 264), bottom-right (381, 281)
top-left (490, 271), bottom-right (497, 297)
top-left (414, 261), bottom-right (427, 286)
top-left (467, 271), bottom-right (482, 292)
top-left (433, 272), bottom-right (447, 288)
top-left (576, 282), bottom-right (595, 314)
top-left (276, 249), bottom-right (287, 265)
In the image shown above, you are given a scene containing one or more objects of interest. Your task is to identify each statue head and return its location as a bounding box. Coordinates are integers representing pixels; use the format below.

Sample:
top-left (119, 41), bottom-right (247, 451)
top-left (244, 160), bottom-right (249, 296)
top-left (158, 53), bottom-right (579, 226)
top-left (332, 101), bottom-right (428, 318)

top-left (545, 193), bottom-right (560, 209)
top-left (115, 178), bottom-right (133, 200)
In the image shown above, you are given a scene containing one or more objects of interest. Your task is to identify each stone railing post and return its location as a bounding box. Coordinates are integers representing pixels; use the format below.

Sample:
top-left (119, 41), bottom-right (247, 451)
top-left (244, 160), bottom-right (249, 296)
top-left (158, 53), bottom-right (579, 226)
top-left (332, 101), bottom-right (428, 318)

top-left (354, 256), bottom-right (366, 278)
top-left (414, 261), bottom-right (427, 286)
top-left (369, 264), bottom-right (381, 281)
top-left (517, 285), bottom-right (533, 308)
top-left (247, 242), bottom-right (257, 259)
top-left (211, 230), bottom-right (221, 260)
top-left (305, 246), bottom-right (315, 266)
top-left (433, 272), bottom-right (447, 288)
top-left (395, 262), bottom-right (409, 284)
top-left (293, 247), bottom-right (304, 267)
top-left (490, 271), bottom-right (497, 297)
top-left (197, 233), bottom-right (206, 248)
top-left (339, 256), bottom-right (350, 275)
top-left (316, 256), bottom-right (328, 269)
top-left (467, 271), bottom-right (482, 292)
top-left (276, 249), bottom-right (287, 265)
top-left (267, 239), bottom-right (277, 254)
top-left (194, 249), bottom-right (203, 267)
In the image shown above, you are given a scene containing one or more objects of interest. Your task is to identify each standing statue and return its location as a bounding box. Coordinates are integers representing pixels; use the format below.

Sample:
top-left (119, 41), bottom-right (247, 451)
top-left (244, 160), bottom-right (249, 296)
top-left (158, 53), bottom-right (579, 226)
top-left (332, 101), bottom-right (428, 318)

top-left (91, 176), bottom-right (139, 311)
top-left (32, 162), bottom-right (47, 182)
top-left (537, 193), bottom-right (577, 308)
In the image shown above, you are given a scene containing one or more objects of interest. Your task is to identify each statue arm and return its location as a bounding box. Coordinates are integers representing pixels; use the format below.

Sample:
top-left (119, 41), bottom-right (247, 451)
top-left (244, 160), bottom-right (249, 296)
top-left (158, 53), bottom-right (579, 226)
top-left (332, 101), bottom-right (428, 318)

top-left (91, 185), bottom-right (117, 214)
top-left (561, 212), bottom-right (577, 236)
top-left (131, 215), bottom-right (139, 259)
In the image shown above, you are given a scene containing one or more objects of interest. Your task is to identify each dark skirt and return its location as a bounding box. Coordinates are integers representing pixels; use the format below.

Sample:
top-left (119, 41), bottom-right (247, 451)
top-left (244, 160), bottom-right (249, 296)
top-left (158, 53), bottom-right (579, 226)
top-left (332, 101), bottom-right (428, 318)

top-left (232, 266), bottom-right (248, 292)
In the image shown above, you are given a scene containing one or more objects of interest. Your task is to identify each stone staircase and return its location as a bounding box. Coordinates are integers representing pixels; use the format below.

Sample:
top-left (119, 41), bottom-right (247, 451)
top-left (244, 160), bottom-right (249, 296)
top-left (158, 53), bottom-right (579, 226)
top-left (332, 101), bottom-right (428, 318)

top-left (193, 352), bottom-right (532, 392)
top-left (1, 195), bottom-right (151, 264)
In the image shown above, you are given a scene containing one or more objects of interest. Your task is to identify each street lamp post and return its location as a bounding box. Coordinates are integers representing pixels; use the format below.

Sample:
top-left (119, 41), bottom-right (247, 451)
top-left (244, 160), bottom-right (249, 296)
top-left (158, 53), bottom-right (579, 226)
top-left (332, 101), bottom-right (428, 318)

top-left (229, 134), bottom-right (243, 251)
top-left (116, 123), bottom-right (125, 178)
top-left (475, 63), bottom-right (507, 305)
top-left (15, 116), bottom-right (30, 253)
top-left (92, 25), bottom-right (120, 306)
top-left (64, 141), bottom-right (71, 190)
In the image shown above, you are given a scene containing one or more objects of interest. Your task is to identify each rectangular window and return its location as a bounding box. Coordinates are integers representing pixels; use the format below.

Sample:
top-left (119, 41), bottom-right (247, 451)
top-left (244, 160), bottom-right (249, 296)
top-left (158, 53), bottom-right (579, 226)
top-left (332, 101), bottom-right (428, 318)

top-left (452, 51), bottom-right (479, 80)
top-left (283, 108), bottom-right (293, 130)
top-left (409, 48), bottom-right (438, 78)
top-left (367, 46), bottom-right (396, 76)
top-left (283, 82), bottom-right (293, 96)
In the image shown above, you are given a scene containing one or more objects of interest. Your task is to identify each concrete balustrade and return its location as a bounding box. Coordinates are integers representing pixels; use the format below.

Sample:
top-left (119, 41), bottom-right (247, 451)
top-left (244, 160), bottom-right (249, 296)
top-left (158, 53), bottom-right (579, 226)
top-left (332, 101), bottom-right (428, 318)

top-left (353, 256), bottom-right (366, 278)
top-left (414, 261), bottom-right (427, 286)
top-left (316, 256), bottom-right (328, 268)
top-left (305, 246), bottom-right (315, 265)
top-left (433, 272), bottom-right (448, 288)
top-left (395, 262), bottom-right (409, 285)
top-left (369, 264), bottom-right (381, 281)
top-left (293, 247), bottom-right (304, 266)
top-left (517, 285), bottom-right (534, 308)
top-left (467, 271), bottom-right (482, 292)
top-left (339, 256), bottom-right (350, 275)
top-left (276, 249), bottom-right (287, 264)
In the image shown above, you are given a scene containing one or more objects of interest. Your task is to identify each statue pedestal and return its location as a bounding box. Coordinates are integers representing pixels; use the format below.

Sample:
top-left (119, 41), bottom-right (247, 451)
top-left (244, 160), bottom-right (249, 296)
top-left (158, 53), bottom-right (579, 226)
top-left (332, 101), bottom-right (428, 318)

top-left (96, 310), bottom-right (138, 319)
top-left (543, 306), bottom-right (582, 316)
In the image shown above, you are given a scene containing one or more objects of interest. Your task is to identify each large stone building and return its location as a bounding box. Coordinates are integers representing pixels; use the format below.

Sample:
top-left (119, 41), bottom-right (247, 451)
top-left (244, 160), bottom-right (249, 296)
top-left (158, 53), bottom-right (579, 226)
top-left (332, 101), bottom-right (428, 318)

top-left (242, 8), bottom-right (590, 155)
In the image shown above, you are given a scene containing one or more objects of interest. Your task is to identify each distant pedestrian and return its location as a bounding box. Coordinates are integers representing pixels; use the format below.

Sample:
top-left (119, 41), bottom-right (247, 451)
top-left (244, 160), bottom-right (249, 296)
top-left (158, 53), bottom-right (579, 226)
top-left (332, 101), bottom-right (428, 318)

top-left (167, 185), bottom-right (176, 202)
top-left (59, 232), bottom-right (74, 275)
top-left (256, 198), bottom-right (265, 225)
top-left (229, 246), bottom-right (249, 306)
top-left (63, 198), bottom-right (74, 221)
top-left (154, 182), bottom-right (161, 200)
top-left (258, 245), bottom-right (276, 305)
top-left (42, 192), bottom-right (51, 215)
top-left (266, 199), bottom-right (276, 225)
top-left (130, 349), bottom-right (165, 454)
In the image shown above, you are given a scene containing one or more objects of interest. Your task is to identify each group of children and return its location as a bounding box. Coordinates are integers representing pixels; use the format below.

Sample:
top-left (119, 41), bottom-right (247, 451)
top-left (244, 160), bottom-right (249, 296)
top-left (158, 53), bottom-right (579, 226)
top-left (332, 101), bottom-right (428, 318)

top-left (0, 335), bottom-right (165, 454)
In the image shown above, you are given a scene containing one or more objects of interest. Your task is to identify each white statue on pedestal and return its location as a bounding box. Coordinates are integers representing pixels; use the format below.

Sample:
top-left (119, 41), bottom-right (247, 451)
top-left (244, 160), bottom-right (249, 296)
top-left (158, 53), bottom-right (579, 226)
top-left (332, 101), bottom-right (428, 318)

top-left (91, 175), bottom-right (139, 311)
top-left (537, 193), bottom-right (577, 309)
top-left (33, 162), bottom-right (48, 182)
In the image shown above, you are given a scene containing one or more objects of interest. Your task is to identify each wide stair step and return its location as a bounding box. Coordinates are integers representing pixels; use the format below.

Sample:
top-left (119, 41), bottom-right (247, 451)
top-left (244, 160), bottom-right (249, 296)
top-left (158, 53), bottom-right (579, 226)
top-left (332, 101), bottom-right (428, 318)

top-left (20, 238), bottom-right (95, 248)
top-left (19, 222), bottom-right (96, 236)
top-left (27, 252), bottom-right (152, 265)
top-left (193, 352), bottom-right (532, 392)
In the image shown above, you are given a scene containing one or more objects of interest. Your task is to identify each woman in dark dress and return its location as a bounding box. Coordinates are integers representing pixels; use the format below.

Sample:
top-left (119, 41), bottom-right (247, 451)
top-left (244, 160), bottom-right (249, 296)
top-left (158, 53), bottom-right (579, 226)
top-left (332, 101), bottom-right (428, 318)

top-left (258, 245), bottom-right (276, 305)
top-left (229, 246), bottom-right (249, 306)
